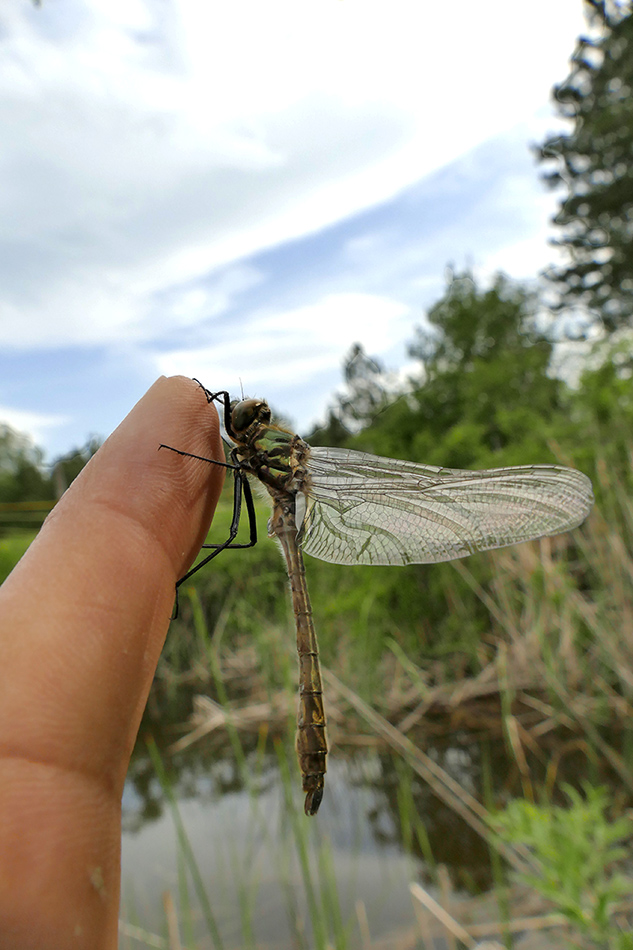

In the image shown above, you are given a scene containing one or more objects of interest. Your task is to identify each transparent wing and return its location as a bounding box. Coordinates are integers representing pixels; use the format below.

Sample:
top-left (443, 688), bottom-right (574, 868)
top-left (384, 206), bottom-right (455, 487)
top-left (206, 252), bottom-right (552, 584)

top-left (298, 446), bottom-right (594, 566)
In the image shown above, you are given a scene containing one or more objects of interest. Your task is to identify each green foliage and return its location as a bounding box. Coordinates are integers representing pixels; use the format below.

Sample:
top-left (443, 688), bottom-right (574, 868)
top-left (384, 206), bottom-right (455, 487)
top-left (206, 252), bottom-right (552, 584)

top-left (491, 785), bottom-right (633, 949)
top-left (50, 437), bottom-right (101, 495)
top-left (307, 343), bottom-right (390, 447)
top-left (537, 1), bottom-right (633, 330)
top-left (553, 334), bottom-right (633, 510)
top-left (0, 426), bottom-right (99, 534)
top-left (337, 343), bottom-right (390, 431)
top-left (0, 424), bottom-right (98, 511)
top-left (0, 424), bottom-right (53, 504)
top-left (0, 532), bottom-right (36, 583)
top-left (411, 270), bottom-right (545, 370)
top-left (1, 268), bottom-right (617, 683)
top-left (359, 272), bottom-right (563, 470)
top-left (175, 488), bottom-right (290, 645)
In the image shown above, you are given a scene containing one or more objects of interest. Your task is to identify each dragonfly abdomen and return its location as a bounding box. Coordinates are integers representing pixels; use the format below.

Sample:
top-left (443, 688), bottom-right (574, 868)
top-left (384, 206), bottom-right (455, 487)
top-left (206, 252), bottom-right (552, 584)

top-left (296, 651), bottom-right (327, 815)
top-left (268, 490), bottom-right (328, 816)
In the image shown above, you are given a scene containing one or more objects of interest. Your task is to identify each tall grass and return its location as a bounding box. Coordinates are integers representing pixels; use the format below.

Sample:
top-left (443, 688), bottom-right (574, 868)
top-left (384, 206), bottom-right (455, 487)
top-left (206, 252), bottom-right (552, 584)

top-left (122, 729), bottom-right (374, 950)
top-left (168, 454), bottom-right (633, 742)
top-left (135, 451), bottom-right (633, 946)
top-left (5, 449), bottom-right (633, 946)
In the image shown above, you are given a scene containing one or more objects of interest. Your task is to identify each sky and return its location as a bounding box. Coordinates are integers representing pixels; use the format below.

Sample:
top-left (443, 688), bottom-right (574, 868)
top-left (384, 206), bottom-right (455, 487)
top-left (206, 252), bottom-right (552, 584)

top-left (0, 0), bottom-right (591, 460)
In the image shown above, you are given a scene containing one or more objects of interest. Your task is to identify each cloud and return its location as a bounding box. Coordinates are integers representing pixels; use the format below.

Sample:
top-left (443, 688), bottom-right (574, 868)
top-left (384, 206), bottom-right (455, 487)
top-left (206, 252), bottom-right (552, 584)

top-left (0, 405), bottom-right (70, 446)
top-left (0, 0), bottom-right (591, 453)
top-left (154, 292), bottom-right (412, 393)
top-left (0, 0), bottom-right (585, 351)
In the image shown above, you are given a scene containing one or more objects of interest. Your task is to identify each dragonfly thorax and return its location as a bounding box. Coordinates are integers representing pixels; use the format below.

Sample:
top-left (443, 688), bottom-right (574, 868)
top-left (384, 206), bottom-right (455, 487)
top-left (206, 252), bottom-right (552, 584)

top-left (230, 398), bottom-right (272, 435)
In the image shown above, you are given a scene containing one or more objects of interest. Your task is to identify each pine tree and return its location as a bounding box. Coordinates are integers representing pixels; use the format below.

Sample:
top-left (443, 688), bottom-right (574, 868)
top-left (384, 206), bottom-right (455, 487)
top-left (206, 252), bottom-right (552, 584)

top-left (538, 1), bottom-right (633, 332)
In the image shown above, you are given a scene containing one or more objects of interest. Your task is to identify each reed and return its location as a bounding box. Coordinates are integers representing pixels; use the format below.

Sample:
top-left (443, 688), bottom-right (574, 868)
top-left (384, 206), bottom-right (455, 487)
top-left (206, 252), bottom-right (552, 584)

top-left (6, 448), bottom-right (633, 947)
top-left (147, 738), bottom-right (225, 950)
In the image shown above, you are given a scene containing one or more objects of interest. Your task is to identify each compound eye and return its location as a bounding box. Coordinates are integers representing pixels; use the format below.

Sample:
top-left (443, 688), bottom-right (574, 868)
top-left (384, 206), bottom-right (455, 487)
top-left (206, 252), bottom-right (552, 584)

top-left (231, 398), bottom-right (271, 433)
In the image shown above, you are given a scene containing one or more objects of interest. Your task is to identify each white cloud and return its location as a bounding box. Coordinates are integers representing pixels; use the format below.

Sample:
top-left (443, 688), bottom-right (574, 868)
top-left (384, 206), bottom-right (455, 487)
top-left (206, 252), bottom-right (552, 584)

top-left (479, 234), bottom-right (562, 284)
top-left (154, 292), bottom-right (412, 392)
top-left (0, 0), bottom-right (586, 350)
top-left (0, 405), bottom-right (70, 446)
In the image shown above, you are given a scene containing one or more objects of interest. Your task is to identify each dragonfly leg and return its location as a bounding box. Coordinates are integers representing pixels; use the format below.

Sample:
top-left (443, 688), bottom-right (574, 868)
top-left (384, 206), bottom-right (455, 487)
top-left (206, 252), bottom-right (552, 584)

top-left (199, 468), bottom-right (257, 551)
top-left (176, 469), bottom-right (257, 588)
top-left (159, 443), bottom-right (236, 470)
top-left (191, 382), bottom-right (236, 439)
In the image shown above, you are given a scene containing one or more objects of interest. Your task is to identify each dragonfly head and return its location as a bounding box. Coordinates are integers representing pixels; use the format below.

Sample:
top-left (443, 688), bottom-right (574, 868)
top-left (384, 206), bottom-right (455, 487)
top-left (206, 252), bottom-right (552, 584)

top-left (230, 398), bottom-right (272, 435)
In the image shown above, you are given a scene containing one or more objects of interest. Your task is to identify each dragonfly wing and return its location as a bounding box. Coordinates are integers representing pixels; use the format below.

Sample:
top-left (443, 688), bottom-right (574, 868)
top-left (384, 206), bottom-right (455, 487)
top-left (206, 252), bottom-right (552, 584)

top-left (299, 446), bottom-right (594, 566)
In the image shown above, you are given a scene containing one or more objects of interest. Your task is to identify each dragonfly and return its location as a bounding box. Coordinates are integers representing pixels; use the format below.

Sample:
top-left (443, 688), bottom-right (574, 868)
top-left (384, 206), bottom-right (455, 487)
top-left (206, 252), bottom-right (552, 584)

top-left (161, 381), bottom-right (594, 816)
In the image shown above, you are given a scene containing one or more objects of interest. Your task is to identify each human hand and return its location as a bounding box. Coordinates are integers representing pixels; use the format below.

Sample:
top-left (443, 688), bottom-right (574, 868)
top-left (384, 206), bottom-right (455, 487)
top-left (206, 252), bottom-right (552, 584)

top-left (0, 376), bottom-right (224, 950)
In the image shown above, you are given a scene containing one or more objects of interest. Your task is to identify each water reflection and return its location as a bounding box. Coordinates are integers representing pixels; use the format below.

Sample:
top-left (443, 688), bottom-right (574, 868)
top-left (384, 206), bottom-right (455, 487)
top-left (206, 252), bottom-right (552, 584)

top-left (121, 681), bottom-right (627, 948)
top-left (121, 737), bottom-right (497, 947)
top-left (121, 753), bottom-right (423, 949)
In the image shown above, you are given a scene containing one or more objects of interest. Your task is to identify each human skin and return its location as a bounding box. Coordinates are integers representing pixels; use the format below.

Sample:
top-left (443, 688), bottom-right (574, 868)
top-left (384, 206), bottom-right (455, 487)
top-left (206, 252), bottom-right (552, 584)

top-left (0, 376), bottom-right (225, 950)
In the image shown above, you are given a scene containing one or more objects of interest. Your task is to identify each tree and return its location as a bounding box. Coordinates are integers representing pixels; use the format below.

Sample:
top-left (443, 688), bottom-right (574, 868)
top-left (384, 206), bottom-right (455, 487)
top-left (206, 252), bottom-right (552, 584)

top-left (307, 344), bottom-right (389, 446)
top-left (0, 425), bottom-right (53, 504)
top-left (561, 331), bottom-right (633, 494)
top-left (50, 437), bottom-right (101, 497)
top-left (362, 271), bottom-right (563, 470)
top-left (537, 1), bottom-right (633, 332)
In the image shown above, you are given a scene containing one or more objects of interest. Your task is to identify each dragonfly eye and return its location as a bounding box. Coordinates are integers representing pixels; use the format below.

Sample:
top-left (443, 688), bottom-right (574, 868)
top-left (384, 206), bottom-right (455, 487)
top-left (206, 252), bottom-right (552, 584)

top-left (231, 398), bottom-right (271, 433)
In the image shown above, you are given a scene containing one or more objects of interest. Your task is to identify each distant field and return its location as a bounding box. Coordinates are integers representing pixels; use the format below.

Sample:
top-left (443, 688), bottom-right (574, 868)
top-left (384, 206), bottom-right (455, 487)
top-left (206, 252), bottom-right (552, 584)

top-left (0, 531), bottom-right (37, 584)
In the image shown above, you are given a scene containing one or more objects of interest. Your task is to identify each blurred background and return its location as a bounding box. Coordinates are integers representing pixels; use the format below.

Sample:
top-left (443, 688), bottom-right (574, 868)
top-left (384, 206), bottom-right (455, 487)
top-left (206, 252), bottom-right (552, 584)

top-left (3, 2), bottom-right (633, 948)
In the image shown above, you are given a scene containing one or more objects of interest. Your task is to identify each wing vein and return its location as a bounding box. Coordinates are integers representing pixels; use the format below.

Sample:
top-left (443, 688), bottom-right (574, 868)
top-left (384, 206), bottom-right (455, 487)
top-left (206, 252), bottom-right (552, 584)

top-left (298, 447), bottom-right (594, 566)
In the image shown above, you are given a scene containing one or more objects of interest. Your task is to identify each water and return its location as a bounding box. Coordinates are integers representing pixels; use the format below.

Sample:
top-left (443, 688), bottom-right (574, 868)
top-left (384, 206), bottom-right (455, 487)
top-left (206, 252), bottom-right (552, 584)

top-left (119, 681), bottom-right (623, 949)
top-left (120, 748), bottom-right (431, 949)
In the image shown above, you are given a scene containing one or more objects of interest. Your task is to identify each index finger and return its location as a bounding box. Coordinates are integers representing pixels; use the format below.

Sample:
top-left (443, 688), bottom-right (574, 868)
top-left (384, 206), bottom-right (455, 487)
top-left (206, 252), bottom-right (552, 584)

top-left (0, 375), bottom-right (224, 948)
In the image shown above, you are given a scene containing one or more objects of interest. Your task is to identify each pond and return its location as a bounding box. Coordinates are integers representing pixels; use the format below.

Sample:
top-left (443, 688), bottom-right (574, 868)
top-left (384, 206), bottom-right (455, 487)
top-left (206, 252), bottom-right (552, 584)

top-left (121, 749), bottom-right (433, 949)
top-left (118, 662), bottom-right (627, 950)
top-left (118, 718), bottom-right (541, 950)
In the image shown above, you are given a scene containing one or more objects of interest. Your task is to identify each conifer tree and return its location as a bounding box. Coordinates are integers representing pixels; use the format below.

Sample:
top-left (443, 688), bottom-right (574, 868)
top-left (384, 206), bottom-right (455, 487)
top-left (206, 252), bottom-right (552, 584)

top-left (538, 1), bottom-right (633, 331)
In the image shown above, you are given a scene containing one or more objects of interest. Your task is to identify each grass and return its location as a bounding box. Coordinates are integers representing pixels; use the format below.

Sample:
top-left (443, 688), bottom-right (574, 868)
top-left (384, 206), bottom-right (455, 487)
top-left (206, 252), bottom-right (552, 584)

top-left (5, 459), bottom-right (633, 946)
top-left (0, 529), bottom-right (37, 584)
top-left (142, 454), bottom-right (633, 947)
top-left (147, 739), bottom-right (225, 950)
top-left (170, 477), bottom-right (633, 772)
top-left (123, 731), bottom-right (373, 950)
